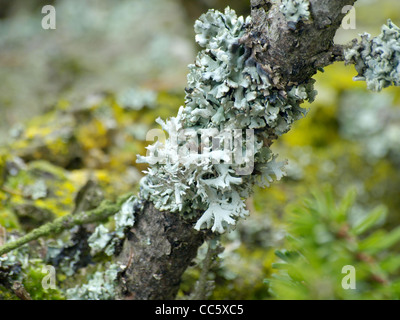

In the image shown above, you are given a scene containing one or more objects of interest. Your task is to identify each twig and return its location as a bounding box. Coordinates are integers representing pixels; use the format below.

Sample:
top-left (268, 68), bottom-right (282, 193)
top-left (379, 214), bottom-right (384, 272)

top-left (12, 282), bottom-right (32, 300)
top-left (0, 186), bottom-right (22, 197)
top-left (0, 193), bottom-right (133, 256)
top-left (190, 239), bottom-right (223, 300)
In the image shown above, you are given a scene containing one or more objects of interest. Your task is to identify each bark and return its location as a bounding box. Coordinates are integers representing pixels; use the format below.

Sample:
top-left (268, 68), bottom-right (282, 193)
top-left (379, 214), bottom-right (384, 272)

top-left (116, 202), bottom-right (207, 300)
top-left (116, 0), bottom-right (358, 300)
top-left (243, 0), bottom-right (357, 87)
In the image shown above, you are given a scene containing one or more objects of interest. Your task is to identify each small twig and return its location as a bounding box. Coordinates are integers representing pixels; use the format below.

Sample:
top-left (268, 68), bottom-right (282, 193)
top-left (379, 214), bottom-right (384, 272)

top-left (190, 239), bottom-right (224, 300)
top-left (12, 282), bottom-right (32, 300)
top-left (0, 225), bottom-right (6, 247)
top-left (0, 194), bottom-right (133, 256)
top-left (0, 186), bottom-right (22, 197)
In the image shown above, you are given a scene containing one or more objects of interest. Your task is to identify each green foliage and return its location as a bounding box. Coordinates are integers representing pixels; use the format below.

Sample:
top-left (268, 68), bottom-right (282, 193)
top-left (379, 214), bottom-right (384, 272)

top-left (22, 261), bottom-right (65, 300)
top-left (267, 189), bottom-right (400, 299)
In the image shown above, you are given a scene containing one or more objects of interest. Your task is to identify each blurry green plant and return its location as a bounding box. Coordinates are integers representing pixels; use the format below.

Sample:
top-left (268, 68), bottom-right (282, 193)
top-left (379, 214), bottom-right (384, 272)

top-left (267, 188), bottom-right (400, 299)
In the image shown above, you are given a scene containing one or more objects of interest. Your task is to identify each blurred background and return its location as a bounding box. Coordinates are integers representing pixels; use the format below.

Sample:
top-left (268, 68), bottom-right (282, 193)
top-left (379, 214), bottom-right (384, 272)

top-left (0, 0), bottom-right (400, 300)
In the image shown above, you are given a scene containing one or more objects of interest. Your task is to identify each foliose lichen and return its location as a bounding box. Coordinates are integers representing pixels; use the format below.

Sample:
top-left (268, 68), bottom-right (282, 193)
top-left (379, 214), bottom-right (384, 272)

top-left (88, 196), bottom-right (136, 256)
top-left (339, 91), bottom-right (400, 163)
top-left (0, 240), bottom-right (27, 286)
top-left (345, 20), bottom-right (400, 92)
top-left (279, 0), bottom-right (310, 23)
top-left (117, 88), bottom-right (157, 110)
top-left (66, 263), bottom-right (120, 300)
top-left (138, 7), bottom-right (316, 233)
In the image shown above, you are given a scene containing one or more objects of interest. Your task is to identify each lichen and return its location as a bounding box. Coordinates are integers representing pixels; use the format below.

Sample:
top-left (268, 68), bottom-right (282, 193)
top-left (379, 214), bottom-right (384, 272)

top-left (88, 196), bottom-right (137, 256)
top-left (138, 8), bottom-right (316, 233)
top-left (345, 20), bottom-right (400, 92)
top-left (279, 0), bottom-right (310, 23)
top-left (338, 91), bottom-right (400, 163)
top-left (114, 196), bottom-right (136, 238)
top-left (117, 88), bottom-right (157, 111)
top-left (88, 225), bottom-right (113, 254)
top-left (66, 263), bottom-right (120, 300)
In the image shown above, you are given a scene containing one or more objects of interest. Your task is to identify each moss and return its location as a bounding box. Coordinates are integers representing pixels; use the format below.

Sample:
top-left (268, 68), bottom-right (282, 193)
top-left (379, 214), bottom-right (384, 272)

top-left (22, 261), bottom-right (65, 300)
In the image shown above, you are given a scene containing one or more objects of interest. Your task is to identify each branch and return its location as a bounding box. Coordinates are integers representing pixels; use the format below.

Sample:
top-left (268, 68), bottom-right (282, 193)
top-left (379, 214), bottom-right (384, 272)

top-left (244, 0), bottom-right (357, 86)
top-left (189, 240), bottom-right (224, 300)
top-left (117, 0), bottom-right (361, 300)
top-left (0, 194), bottom-right (132, 256)
top-left (116, 202), bottom-right (207, 300)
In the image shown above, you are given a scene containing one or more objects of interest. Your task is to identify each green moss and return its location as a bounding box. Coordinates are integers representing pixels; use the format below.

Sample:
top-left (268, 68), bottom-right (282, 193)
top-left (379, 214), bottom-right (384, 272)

top-left (22, 261), bottom-right (65, 300)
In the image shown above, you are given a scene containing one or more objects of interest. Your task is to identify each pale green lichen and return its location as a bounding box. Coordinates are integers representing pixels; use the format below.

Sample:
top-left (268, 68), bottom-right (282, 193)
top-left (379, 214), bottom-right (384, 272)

top-left (88, 196), bottom-right (136, 256)
top-left (45, 239), bottom-right (78, 277)
top-left (339, 91), bottom-right (400, 163)
top-left (345, 20), bottom-right (400, 92)
top-left (88, 225), bottom-right (113, 254)
top-left (117, 88), bottom-right (157, 110)
top-left (138, 8), bottom-right (316, 233)
top-left (66, 263), bottom-right (120, 300)
top-left (23, 179), bottom-right (48, 200)
top-left (114, 196), bottom-right (136, 238)
top-left (0, 236), bottom-right (29, 283)
top-left (279, 0), bottom-right (310, 23)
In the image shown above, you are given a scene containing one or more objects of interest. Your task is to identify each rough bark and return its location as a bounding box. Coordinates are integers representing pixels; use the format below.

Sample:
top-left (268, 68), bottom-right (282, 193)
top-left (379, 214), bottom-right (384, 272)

top-left (116, 202), bottom-right (207, 300)
top-left (243, 0), bottom-right (357, 87)
top-left (116, 0), bottom-right (358, 300)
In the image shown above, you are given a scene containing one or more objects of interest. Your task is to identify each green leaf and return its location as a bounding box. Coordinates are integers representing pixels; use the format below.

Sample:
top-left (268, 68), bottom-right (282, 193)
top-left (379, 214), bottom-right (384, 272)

top-left (380, 256), bottom-right (400, 273)
top-left (359, 226), bottom-right (400, 254)
top-left (352, 206), bottom-right (387, 236)
top-left (335, 188), bottom-right (357, 222)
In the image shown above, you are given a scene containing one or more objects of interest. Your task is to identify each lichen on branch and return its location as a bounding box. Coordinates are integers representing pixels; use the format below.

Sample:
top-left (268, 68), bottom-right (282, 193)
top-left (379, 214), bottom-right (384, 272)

top-left (138, 7), bottom-right (316, 233)
top-left (0, 194), bottom-right (134, 256)
top-left (345, 19), bottom-right (400, 91)
top-left (279, 0), bottom-right (310, 23)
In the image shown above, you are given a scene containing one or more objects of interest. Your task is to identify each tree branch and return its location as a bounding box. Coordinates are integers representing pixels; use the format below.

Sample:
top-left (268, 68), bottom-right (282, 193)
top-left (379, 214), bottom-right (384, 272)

top-left (243, 0), bottom-right (357, 86)
top-left (115, 0), bottom-right (359, 300)
top-left (116, 202), bottom-right (207, 300)
top-left (0, 195), bottom-right (132, 256)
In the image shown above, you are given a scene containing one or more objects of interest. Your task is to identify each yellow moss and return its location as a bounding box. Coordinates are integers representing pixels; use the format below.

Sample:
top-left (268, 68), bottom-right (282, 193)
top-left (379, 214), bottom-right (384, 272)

top-left (76, 119), bottom-right (109, 150)
top-left (0, 208), bottom-right (21, 230)
top-left (314, 63), bottom-right (365, 91)
top-left (111, 100), bottom-right (137, 125)
top-left (56, 99), bottom-right (71, 111)
top-left (11, 139), bottom-right (30, 150)
top-left (68, 170), bottom-right (90, 187)
top-left (34, 199), bottom-right (71, 217)
top-left (46, 137), bottom-right (69, 156)
top-left (25, 126), bottom-right (53, 140)
top-left (94, 170), bottom-right (111, 184)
